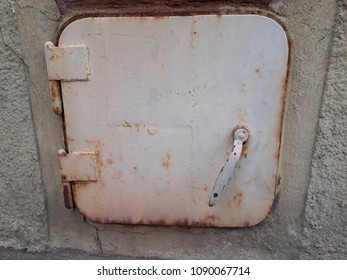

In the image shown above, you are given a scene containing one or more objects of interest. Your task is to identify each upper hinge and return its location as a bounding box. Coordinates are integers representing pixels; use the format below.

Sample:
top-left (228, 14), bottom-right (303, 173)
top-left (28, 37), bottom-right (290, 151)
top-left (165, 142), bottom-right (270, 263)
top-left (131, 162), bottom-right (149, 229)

top-left (58, 149), bottom-right (99, 182)
top-left (45, 41), bottom-right (90, 81)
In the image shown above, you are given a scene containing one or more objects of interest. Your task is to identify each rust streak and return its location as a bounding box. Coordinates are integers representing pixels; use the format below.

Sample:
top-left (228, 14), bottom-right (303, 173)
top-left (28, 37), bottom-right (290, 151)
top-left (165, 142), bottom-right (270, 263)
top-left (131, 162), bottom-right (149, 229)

top-left (203, 214), bottom-right (221, 225)
top-left (216, 14), bottom-right (222, 23)
top-left (273, 76), bottom-right (287, 162)
top-left (243, 221), bottom-right (250, 227)
top-left (49, 52), bottom-right (59, 61)
top-left (123, 121), bottom-right (133, 128)
top-left (240, 83), bottom-right (246, 93)
top-left (134, 123), bottom-right (141, 132)
top-left (123, 121), bottom-right (141, 131)
top-left (50, 81), bottom-right (60, 99)
top-left (162, 151), bottom-right (172, 169)
top-left (73, 211), bottom-right (227, 227)
top-left (232, 191), bottom-right (243, 206)
top-left (53, 106), bottom-right (60, 114)
top-left (50, 80), bottom-right (62, 114)
top-left (66, 136), bottom-right (74, 142)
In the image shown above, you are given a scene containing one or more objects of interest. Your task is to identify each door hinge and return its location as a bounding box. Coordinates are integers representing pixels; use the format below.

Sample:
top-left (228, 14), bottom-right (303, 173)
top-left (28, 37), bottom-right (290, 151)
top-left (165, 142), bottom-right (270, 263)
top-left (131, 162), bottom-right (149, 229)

top-left (44, 41), bottom-right (90, 81)
top-left (44, 41), bottom-right (90, 115)
top-left (58, 149), bottom-right (99, 182)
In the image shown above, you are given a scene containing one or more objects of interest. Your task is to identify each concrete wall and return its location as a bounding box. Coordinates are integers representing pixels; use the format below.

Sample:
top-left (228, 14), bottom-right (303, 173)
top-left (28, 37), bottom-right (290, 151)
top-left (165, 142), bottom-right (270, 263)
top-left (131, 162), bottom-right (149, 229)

top-left (0, 0), bottom-right (346, 259)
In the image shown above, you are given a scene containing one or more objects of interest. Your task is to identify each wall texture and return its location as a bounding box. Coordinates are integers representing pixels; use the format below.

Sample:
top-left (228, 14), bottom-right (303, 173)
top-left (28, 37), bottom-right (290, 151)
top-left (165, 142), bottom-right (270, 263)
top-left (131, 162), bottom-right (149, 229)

top-left (302, 0), bottom-right (347, 259)
top-left (0, 0), bottom-right (346, 259)
top-left (0, 0), bottom-right (49, 250)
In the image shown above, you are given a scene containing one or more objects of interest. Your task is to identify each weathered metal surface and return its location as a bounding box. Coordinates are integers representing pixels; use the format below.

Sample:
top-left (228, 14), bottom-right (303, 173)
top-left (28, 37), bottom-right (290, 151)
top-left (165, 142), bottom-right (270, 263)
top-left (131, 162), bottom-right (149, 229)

top-left (49, 80), bottom-right (63, 115)
top-left (57, 15), bottom-right (288, 227)
top-left (44, 41), bottom-right (90, 81)
top-left (58, 149), bottom-right (99, 181)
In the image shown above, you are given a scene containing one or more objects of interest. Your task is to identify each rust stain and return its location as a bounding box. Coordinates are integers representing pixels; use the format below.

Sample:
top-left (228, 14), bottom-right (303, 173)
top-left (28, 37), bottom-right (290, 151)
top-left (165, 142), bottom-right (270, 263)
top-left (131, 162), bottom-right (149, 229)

top-left (85, 139), bottom-right (103, 148)
top-left (240, 176), bottom-right (256, 186)
top-left (190, 19), bottom-right (197, 48)
top-left (49, 52), bottom-right (59, 61)
top-left (132, 215), bottom-right (221, 227)
top-left (233, 107), bottom-right (248, 120)
top-left (243, 221), bottom-right (250, 227)
top-left (106, 158), bottom-right (113, 164)
top-left (133, 166), bottom-right (138, 171)
top-left (53, 106), bottom-right (61, 114)
top-left (162, 151), bottom-right (172, 169)
top-left (74, 211), bottom-right (227, 227)
top-left (50, 81), bottom-right (60, 99)
top-left (232, 191), bottom-right (243, 206)
top-left (203, 214), bottom-right (220, 225)
top-left (255, 68), bottom-right (260, 74)
top-left (123, 121), bottom-right (132, 128)
top-left (273, 76), bottom-right (287, 162)
top-left (240, 83), bottom-right (246, 93)
top-left (112, 171), bottom-right (126, 184)
top-left (66, 136), bottom-right (74, 142)
top-left (50, 80), bottom-right (62, 114)
top-left (61, 174), bottom-right (67, 181)
top-left (134, 123), bottom-right (141, 132)
top-left (123, 121), bottom-right (141, 131)
top-left (150, 16), bottom-right (170, 21)
top-left (94, 150), bottom-right (101, 179)
top-left (241, 140), bottom-right (248, 158)
top-left (216, 14), bottom-right (222, 23)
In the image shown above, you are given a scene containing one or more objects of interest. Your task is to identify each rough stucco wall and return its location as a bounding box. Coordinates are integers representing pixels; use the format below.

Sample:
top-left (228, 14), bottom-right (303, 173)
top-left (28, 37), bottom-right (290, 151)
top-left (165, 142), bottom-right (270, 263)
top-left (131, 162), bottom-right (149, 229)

top-left (302, 0), bottom-right (347, 259)
top-left (14, 0), bottom-right (101, 253)
top-left (0, 0), bottom-right (48, 250)
top-left (0, 0), bottom-right (345, 259)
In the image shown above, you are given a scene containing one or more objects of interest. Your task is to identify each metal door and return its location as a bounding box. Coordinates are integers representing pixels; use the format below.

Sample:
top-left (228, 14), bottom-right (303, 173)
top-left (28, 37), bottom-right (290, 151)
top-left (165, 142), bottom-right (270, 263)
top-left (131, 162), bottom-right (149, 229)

top-left (45, 15), bottom-right (288, 227)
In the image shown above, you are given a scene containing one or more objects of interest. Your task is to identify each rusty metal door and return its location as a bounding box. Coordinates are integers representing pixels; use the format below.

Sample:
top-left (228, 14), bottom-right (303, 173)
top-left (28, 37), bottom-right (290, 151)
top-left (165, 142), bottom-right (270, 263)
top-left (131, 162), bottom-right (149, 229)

top-left (45, 15), bottom-right (288, 227)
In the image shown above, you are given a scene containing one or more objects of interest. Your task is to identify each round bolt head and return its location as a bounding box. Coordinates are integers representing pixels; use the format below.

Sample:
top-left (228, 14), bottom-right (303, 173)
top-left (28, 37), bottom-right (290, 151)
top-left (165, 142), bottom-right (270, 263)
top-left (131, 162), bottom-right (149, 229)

top-left (238, 132), bottom-right (246, 140)
top-left (232, 125), bottom-right (250, 143)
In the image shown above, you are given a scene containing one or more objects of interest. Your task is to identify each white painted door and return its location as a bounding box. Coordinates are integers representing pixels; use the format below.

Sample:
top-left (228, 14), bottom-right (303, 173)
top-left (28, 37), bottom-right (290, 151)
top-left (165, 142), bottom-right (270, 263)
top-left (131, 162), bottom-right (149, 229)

top-left (52, 15), bottom-right (288, 227)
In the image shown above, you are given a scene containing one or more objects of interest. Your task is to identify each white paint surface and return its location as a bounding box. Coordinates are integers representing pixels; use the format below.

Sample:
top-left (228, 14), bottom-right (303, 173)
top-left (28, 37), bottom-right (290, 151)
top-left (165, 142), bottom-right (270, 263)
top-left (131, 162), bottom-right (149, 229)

top-left (58, 15), bottom-right (288, 227)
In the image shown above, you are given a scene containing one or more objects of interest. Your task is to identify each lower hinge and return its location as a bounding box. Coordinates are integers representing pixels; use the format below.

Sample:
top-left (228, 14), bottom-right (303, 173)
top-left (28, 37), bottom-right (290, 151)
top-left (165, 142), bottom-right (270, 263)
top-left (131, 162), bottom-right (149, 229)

top-left (58, 149), bottom-right (99, 209)
top-left (58, 149), bottom-right (99, 182)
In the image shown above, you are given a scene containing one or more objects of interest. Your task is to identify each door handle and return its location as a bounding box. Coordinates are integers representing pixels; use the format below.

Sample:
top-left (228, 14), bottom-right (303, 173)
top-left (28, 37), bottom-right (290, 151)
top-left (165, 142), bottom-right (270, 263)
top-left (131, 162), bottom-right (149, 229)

top-left (209, 125), bottom-right (250, 207)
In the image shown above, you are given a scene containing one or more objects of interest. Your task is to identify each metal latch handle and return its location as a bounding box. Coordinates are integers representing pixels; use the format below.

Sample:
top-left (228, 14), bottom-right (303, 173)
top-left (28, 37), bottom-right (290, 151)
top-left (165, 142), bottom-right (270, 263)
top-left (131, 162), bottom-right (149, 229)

top-left (209, 125), bottom-right (249, 207)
